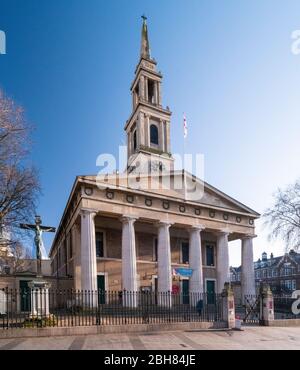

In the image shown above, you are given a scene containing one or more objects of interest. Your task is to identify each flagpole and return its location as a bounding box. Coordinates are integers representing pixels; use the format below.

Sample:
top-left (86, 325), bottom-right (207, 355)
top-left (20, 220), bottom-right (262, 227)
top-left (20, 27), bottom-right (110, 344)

top-left (183, 113), bottom-right (187, 200)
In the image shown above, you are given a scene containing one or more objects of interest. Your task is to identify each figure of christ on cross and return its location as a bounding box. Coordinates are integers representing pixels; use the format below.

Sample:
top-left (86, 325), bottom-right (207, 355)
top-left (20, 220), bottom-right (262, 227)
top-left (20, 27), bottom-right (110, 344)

top-left (20, 215), bottom-right (56, 277)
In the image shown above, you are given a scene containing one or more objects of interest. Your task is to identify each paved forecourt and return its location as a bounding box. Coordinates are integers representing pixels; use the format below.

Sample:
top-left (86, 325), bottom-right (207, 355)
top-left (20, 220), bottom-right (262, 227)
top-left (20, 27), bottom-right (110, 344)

top-left (0, 327), bottom-right (300, 350)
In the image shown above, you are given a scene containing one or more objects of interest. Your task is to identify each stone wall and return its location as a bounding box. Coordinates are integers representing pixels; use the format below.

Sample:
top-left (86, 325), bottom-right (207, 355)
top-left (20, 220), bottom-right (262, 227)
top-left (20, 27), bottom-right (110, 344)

top-left (0, 275), bottom-right (73, 291)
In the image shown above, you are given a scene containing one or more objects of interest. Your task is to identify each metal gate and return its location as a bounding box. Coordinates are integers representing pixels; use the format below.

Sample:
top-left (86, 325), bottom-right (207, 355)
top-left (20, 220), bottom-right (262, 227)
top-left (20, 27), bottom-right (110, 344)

top-left (235, 294), bottom-right (261, 325)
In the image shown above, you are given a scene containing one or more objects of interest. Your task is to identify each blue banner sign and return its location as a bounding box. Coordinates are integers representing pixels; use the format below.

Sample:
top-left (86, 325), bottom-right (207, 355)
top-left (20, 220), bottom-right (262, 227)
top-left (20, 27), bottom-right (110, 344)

top-left (173, 268), bottom-right (193, 277)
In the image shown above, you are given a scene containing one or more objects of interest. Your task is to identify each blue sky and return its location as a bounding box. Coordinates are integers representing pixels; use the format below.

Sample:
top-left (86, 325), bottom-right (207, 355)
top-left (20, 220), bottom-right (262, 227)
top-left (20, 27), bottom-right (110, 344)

top-left (1, 0), bottom-right (300, 266)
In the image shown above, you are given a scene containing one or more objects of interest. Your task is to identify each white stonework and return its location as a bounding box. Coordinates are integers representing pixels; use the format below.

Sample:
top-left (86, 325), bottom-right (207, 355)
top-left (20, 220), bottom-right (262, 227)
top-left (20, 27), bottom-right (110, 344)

top-left (241, 236), bottom-right (256, 297)
top-left (80, 210), bottom-right (98, 293)
top-left (189, 226), bottom-right (205, 294)
top-left (216, 232), bottom-right (230, 293)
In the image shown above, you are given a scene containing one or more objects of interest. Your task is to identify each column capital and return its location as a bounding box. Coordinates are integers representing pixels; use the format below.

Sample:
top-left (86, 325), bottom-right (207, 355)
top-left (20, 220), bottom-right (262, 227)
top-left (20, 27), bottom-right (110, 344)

top-left (156, 221), bottom-right (173, 229)
top-left (120, 215), bottom-right (138, 224)
top-left (241, 234), bottom-right (257, 241)
top-left (216, 229), bottom-right (230, 237)
top-left (80, 209), bottom-right (97, 218)
top-left (189, 225), bottom-right (205, 233)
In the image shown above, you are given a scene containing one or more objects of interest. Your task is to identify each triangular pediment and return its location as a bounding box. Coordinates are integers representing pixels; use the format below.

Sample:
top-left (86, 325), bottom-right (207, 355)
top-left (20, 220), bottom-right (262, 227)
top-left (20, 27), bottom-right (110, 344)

top-left (85, 170), bottom-right (259, 217)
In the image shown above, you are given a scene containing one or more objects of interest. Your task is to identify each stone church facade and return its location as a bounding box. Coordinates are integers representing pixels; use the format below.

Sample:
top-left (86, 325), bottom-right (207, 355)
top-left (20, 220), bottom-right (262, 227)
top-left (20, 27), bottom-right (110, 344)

top-left (49, 18), bottom-right (259, 301)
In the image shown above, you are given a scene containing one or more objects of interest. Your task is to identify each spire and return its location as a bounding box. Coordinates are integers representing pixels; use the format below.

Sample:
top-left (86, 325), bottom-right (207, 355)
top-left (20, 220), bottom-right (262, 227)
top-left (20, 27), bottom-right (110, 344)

top-left (140, 15), bottom-right (150, 60)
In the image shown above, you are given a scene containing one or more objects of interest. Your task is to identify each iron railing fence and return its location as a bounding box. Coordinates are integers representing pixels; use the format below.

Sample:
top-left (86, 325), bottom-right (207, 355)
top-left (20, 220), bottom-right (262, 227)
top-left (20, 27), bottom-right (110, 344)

top-left (273, 295), bottom-right (300, 320)
top-left (234, 294), bottom-right (261, 324)
top-left (0, 289), bottom-right (224, 329)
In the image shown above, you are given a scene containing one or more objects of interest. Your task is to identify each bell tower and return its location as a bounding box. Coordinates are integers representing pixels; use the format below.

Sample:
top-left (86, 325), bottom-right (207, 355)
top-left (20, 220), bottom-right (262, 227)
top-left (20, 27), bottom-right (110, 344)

top-left (125, 16), bottom-right (173, 174)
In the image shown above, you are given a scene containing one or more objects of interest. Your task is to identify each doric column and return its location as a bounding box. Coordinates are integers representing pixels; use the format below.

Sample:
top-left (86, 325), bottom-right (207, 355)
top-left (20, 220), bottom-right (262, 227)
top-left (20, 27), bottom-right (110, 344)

top-left (241, 236), bottom-right (256, 297)
top-left (189, 226), bottom-right (205, 294)
top-left (121, 216), bottom-right (138, 307)
top-left (216, 231), bottom-right (230, 293)
top-left (80, 210), bottom-right (98, 293)
top-left (157, 222), bottom-right (172, 306)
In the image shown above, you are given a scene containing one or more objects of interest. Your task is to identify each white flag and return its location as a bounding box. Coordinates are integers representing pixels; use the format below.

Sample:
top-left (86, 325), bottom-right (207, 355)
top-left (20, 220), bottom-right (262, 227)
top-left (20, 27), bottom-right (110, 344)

top-left (183, 115), bottom-right (188, 139)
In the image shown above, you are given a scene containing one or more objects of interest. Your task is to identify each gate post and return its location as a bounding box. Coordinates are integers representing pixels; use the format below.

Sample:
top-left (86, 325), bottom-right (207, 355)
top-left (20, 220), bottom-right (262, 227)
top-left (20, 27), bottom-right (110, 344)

top-left (221, 283), bottom-right (236, 329)
top-left (259, 283), bottom-right (274, 326)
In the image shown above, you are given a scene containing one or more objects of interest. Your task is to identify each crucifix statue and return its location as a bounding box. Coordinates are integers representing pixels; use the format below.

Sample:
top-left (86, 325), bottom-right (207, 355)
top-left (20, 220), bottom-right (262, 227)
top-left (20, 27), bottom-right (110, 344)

top-left (20, 215), bottom-right (56, 277)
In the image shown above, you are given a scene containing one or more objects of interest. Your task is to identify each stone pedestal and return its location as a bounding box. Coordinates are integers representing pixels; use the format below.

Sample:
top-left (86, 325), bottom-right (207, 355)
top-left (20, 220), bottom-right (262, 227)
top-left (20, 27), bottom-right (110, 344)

top-left (259, 283), bottom-right (274, 325)
top-left (28, 281), bottom-right (51, 318)
top-left (221, 283), bottom-right (236, 329)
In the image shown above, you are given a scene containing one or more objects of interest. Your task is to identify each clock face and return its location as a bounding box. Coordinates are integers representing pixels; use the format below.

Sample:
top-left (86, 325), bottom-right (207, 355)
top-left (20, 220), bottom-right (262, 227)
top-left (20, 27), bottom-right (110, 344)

top-left (149, 160), bottom-right (165, 172)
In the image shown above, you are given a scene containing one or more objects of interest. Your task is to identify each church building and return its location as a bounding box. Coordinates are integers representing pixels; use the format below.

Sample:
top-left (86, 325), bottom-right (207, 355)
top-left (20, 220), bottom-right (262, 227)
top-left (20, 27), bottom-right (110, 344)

top-left (49, 18), bottom-right (259, 302)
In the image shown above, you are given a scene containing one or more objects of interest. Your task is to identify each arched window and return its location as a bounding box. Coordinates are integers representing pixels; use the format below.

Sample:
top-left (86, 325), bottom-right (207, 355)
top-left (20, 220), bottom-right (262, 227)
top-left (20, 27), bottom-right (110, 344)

top-left (150, 124), bottom-right (158, 145)
top-left (133, 130), bottom-right (137, 151)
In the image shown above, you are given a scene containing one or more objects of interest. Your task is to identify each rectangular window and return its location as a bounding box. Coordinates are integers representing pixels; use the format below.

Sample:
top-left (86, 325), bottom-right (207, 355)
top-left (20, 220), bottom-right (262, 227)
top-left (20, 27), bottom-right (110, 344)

top-left (64, 240), bottom-right (67, 264)
top-left (206, 244), bottom-right (215, 266)
top-left (153, 238), bottom-right (158, 262)
top-left (257, 270), bottom-right (261, 278)
top-left (181, 242), bottom-right (189, 264)
top-left (263, 270), bottom-right (267, 278)
top-left (57, 247), bottom-right (62, 268)
top-left (69, 232), bottom-right (73, 259)
top-left (96, 232), bottom-right (104, 258)
top-left (268, 269), bottom-right (272, 278)
top-left (292, 280), bottom-right (296, 291)
top-left (285, 280), bottom-right (292, 290)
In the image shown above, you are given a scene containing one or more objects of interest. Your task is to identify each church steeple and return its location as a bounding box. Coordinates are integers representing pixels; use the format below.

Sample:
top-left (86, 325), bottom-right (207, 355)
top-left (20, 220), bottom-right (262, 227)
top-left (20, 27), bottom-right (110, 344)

top-left (140, 15), bottom-right (151, 60)
top-left (124, 17), bottom-right (173, 174)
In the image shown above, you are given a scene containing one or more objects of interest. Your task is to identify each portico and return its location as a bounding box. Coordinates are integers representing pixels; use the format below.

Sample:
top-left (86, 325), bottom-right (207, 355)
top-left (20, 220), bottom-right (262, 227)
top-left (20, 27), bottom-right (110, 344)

top-left (60, 195), bottom-right (257, 306)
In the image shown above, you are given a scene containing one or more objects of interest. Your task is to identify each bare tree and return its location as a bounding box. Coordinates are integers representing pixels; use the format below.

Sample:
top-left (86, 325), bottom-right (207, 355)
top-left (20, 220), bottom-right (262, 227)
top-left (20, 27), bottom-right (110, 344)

top-left (0, 89), bottom-right (40, 250)
top-left (0, 241), bottom-right (31, 274)
top-left (264, 180), bottom-right (300, 251)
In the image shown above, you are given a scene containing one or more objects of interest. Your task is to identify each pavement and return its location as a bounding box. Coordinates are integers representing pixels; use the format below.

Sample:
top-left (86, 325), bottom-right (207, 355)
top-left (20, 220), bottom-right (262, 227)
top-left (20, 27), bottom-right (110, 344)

top-left (0, 326), bottom-right (300, 350)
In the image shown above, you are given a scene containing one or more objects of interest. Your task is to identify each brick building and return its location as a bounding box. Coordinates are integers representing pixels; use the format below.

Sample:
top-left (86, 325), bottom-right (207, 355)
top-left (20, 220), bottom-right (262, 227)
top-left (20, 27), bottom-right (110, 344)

top-left (231, 250), bottom-right (300, 295)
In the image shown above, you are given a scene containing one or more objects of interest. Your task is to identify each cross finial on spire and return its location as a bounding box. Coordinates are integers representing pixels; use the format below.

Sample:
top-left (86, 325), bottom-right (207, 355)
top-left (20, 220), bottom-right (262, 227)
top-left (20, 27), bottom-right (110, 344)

top-left (141, 14), bottom-right (147, 22)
